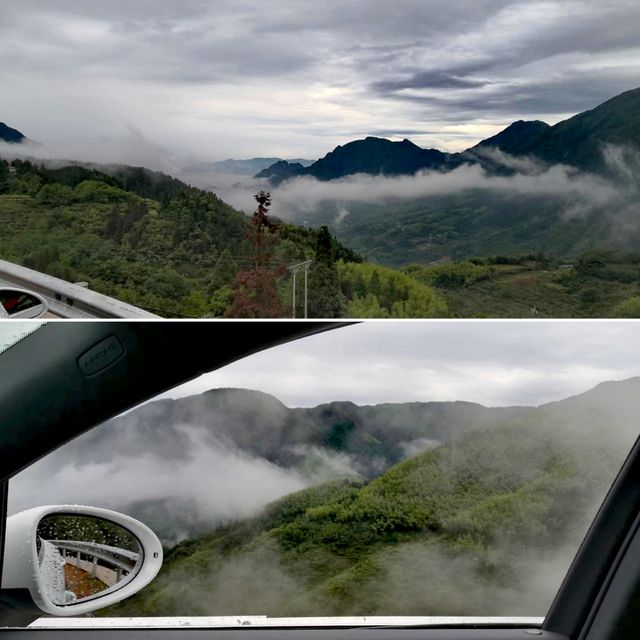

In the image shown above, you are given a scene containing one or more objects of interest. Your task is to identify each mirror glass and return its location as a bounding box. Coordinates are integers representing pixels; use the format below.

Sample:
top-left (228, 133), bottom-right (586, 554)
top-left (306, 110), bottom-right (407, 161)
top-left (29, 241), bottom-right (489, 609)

top-left (0, 289), bottom-right (46, 318)
top-left (36, 514), bottom-right (143, 606)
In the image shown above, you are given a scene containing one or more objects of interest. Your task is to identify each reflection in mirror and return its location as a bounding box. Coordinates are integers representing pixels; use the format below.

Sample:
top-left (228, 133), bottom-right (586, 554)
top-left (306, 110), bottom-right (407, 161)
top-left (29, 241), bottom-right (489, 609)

top-left (36, 515), bottom-right (142, 606)
top-left (0, 289), bottom-right (46, 318)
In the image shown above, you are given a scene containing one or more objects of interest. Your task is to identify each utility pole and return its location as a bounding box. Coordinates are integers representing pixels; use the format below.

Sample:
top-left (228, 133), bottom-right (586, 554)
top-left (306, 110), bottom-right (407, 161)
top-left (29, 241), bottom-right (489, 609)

top-left (289, 260), bottom-right (312, 318)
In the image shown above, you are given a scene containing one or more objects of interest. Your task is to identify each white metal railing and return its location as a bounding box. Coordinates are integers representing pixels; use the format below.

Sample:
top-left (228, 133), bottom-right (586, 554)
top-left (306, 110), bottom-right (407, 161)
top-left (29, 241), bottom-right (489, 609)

top-left (49, 540), bottom-right (139, 573)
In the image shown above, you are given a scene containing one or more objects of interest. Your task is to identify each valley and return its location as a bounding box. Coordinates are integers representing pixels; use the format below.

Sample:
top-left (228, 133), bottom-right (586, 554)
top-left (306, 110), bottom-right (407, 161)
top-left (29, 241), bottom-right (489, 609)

top-left (2, 87), bottom-right (640, 317)
top-left (54, 378), bottom-right (637, 617)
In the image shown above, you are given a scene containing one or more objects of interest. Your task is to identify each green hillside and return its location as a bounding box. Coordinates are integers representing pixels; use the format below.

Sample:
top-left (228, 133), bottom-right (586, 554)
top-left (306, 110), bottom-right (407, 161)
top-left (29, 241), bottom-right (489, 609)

top-left (3, 159), bottom-right (638, 317)
top-left (25, 388), bottom-right (525, 545)
top-left (0, 161), bottom-right (248, 317)
top-left (0, 159), bottom-right (449, 318)
top-left (271, 88), bottom-right (640, 270)
top-left (104, 380), bottom-right (637, 617)
top-left (404, 252), bottom-right (640, 318)
top-left (520, 87), bottom-right (640, 174)
top-left (330, 189), bottom-right (618, 268)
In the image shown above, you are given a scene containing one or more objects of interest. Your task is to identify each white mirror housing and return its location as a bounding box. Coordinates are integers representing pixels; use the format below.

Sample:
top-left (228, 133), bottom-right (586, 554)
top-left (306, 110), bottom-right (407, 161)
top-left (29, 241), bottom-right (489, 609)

top-left (1, 505), bottom-right (163, 616)
top-left (0, 288), bottom-right (48, 318)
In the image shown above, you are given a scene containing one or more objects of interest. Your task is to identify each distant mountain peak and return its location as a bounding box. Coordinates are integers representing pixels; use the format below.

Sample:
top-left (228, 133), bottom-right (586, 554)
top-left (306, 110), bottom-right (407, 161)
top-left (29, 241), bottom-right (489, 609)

top-left (590, 376), bottom-right (640, 392)
top-left (0, 122), bottom-right (27, 144)
top-left (473, 120), bottom-right (550, 155)
top-left (254, 159), bottom-right (306, 184)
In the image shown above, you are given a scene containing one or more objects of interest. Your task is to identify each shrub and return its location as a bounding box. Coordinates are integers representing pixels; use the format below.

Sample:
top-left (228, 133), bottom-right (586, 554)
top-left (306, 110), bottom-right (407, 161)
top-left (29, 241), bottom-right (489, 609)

top-left (73, 180), bottom-right (127, 203)
top-left (36, 183), bottom-right (73, 206)
top-left (613, 296), bottom-right (640, 318)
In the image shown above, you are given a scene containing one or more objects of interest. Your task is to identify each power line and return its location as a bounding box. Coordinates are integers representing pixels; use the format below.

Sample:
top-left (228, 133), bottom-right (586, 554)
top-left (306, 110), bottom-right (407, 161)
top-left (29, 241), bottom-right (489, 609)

top-left (122, 251), bottom-right (313, 270)
top-left (288, 260), bottom-right (313, 318)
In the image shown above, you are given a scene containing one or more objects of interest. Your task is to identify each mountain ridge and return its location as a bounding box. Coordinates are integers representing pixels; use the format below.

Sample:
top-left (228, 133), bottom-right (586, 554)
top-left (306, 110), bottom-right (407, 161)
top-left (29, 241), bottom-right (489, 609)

top-left (104, 375), bottom-right (640, 617)
top-left (64, 387), bottom-right (530, 476)
top-left (255, 87), bottom-right (640, 184)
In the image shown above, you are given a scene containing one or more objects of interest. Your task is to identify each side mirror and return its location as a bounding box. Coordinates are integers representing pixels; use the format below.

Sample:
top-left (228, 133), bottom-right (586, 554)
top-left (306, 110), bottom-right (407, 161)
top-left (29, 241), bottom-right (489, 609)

top-left (1, 506), bottom-right (163, 616)
top-left (0, 289), bottom-right (47, 318)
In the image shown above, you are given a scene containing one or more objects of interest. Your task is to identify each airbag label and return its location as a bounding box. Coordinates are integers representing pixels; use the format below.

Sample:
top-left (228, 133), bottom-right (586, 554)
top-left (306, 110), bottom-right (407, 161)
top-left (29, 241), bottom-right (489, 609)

top-left (78, 335), bottom-right (124, 376)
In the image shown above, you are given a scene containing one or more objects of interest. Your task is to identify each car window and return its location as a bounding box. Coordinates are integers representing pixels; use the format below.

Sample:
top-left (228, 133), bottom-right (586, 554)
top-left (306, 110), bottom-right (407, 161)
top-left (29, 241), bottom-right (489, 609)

top-left (5, 321), bottom-right (640, 624)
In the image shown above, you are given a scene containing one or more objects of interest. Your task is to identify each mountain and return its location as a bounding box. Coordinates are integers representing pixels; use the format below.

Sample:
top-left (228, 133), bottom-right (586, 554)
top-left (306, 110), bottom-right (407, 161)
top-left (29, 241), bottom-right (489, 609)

top-left (257, 87), bottom-right (640, 187)
top-left (466, 88), bottom-right (640, 176)
top-left (9, 388), bottom-right (528, 544)
top-left (31, 387), bottom-right (528, 476)
top-left (254, 159), bottom-right (307, 184)
top-left (472, 119), bottom-right (551, 156)
top-left (257, 137), bottom-right (451, 184)
top-left (0, 122), bottom-right (26, 144)
top-left (511, 87), bottom-right (640, 174)
top-left (266, 88), bottom-right (640, 266)
top-left (308, 137), bottom-right (450, 180)
top-left (183, 157), bottom-right (314, 177)
top-left (104, 377), bottom-right (640, 618)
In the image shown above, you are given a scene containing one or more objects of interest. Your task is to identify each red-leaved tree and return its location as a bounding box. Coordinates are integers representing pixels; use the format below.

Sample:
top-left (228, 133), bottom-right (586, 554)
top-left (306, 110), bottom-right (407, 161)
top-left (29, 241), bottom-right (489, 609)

top-left (226, 191), bottom-right (288, 317)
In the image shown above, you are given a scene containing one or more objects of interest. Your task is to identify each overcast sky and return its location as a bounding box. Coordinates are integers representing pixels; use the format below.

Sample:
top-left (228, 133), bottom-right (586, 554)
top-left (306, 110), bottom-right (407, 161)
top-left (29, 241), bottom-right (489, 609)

top-left (157, 320), bottom-right (640, 408)
top-left (1, 0), bottom-right (639, 165)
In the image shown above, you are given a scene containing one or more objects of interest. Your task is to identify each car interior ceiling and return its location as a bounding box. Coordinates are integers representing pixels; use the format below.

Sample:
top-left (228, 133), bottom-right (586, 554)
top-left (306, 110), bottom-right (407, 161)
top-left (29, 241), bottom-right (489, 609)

top-left (0, 321), bottom-right (639, 639)
top-left (0, 321), bottom-right (345, 484)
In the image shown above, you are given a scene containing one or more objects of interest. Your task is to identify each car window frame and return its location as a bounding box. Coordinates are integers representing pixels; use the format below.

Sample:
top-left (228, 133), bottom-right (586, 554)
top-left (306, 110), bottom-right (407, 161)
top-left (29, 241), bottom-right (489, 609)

top-left (0, 321), bottom-right (638, 639)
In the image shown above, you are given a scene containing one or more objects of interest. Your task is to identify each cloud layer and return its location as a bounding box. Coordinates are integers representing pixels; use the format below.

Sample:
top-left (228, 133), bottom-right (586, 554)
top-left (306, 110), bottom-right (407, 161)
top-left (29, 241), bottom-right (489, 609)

top-left (1, 1), bottom-right (639, 161)
top-left (8, 427), bottom-right (312, 544)
top-left (158, 321), bottom-right (640, 408)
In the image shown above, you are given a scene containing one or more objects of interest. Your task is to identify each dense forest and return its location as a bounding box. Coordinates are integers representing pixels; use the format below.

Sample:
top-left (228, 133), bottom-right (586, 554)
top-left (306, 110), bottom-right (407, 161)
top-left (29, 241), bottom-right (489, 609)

top-left (0, 158), bottom-right (450, 318)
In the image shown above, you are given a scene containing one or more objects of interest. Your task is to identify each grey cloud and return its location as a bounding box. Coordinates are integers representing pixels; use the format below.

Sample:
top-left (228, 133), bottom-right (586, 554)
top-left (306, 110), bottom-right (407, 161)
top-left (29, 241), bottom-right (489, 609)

top-left (218, 154), bottom-right (620, 219)
top-left (0, 0), bottom-right (317, 85)
top-left (8, 426), bottom-right (311, 544)
top-left (163, 322), bottom-right (640, 409)
top-left (355, 129), bottom-right (436, 138)
top-left (0, 129), bottom-right (178, 174)
top-left (372, 71), bottom-right (488, 93)
top-left (360, 2), bottom-right (640, 123)
top-left (401, 73), bottom-right (637, 119)
top-left (258, 1), bottom-right (520, 40)
top-left (1, 1), bottom-right (640, 160)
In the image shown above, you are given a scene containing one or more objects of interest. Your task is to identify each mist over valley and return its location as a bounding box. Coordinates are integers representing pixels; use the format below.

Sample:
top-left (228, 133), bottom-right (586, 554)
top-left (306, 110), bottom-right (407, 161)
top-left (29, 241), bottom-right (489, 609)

top-left (3, 86), bottom-right (640, 317)
top-left (9, 376), bottom-right (640, 616)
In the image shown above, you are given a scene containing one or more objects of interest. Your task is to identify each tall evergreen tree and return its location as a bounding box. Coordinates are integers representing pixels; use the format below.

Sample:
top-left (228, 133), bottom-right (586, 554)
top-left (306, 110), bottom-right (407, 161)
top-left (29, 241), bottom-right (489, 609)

top-left (307, 225), bottom-right (345, 318)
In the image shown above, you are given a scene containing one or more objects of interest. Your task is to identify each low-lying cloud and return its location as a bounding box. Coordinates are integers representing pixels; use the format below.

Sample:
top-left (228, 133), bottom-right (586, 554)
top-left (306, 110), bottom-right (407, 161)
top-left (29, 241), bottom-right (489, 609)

top-left (0, 129), bottom-right (180, 174)
top-left (3, 2), bottom-right (640, 156)
top-left (8, 423), bottom-right (366, 545)
top-left (208, 149), bottom-right (634, 229)
top-left (8, 426), bottom-right (310, 544)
